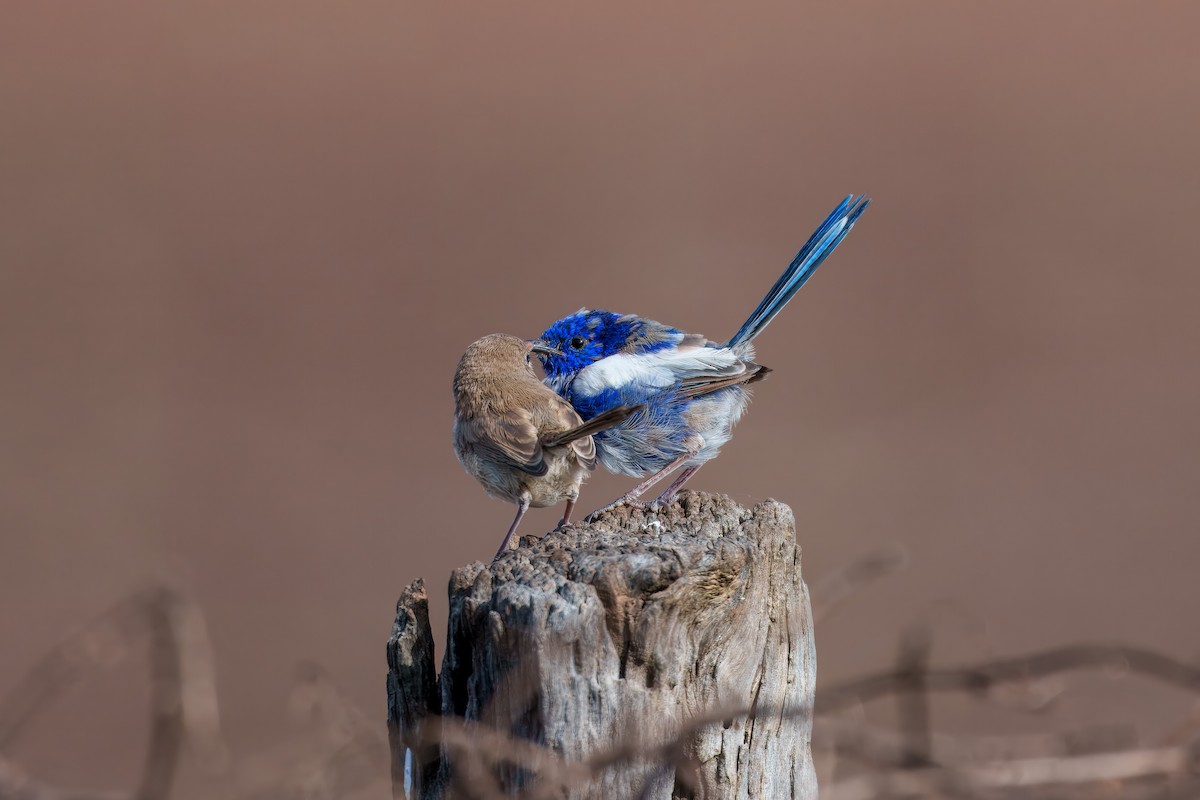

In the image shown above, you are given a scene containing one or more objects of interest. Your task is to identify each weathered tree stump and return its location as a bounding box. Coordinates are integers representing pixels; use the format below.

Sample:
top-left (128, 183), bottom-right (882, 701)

top-left (387, 492), bottom-right (816, 799)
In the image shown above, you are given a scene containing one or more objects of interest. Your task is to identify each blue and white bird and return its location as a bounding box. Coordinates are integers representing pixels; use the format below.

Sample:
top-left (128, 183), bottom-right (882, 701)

top-left (533, 195), bottom-right (870, 514)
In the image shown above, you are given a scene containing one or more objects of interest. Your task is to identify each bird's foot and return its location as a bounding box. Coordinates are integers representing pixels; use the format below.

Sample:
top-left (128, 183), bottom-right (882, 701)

top-left (584, 497), bottom-right (648, 523)
top-left (648, 492), bottom-right (684, 513)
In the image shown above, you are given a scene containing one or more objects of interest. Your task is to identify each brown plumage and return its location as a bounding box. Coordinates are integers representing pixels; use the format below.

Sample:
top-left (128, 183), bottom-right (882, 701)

top-left (452, 333), bottom-right (640, 560)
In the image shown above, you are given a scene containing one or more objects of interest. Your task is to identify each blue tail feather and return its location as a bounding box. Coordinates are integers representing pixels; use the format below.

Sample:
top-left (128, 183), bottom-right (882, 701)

top-left (726, 194), bottom-right (870, 348)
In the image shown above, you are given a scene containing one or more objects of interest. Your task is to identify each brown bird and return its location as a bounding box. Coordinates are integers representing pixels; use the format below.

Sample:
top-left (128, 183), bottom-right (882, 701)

top-left (452, 333), bottom-right (641, 560)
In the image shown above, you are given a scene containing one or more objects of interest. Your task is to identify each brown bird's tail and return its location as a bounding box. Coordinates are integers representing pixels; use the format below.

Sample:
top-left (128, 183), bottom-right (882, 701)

top-left (541, 404), bottom-right (643, 448)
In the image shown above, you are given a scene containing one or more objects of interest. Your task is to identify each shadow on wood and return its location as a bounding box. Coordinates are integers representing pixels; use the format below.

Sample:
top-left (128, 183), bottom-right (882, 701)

top-left (387, 491), bottom-right (816, 799)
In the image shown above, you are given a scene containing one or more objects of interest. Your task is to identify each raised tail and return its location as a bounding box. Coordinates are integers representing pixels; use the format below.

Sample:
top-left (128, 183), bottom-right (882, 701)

top-left (541, 404), bottom-right (643, 448)
top-left (726, 194), bottom-right (870, 349)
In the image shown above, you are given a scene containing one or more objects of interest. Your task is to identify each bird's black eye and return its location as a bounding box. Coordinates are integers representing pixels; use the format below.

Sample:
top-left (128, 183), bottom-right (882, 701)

top-left (570, 336), bottom-right (586, 350)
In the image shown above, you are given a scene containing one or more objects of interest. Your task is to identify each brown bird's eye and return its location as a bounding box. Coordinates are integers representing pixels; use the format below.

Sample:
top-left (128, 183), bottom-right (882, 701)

top-left (570, 336), bottom-right (586, 350)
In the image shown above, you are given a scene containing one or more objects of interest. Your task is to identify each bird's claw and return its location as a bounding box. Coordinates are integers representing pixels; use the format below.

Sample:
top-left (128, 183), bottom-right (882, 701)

top-left (648, 494), bottom-right (680, 513)
top-left (584, 497), bottom-right (647, 523)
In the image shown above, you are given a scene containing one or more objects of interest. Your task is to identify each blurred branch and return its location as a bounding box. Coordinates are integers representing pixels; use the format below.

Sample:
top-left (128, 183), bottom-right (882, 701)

top-left (136, 589), bottom-right (184, 800)
top-left (0, 584), bottom-right (225, 800)
top-left (814, 718), bottom-right (1138, 767)
top-left (0, 592), bottom-right (148, 750)
top-left (0, 755), bottom-right (128, 800)
top-left (410, 696), bottom-right (1196, 800)
top-left (811, 544), bottom-right (909, 623)
top-left (408, 703), bottom-right (766, 799)
top-left (893, 624), bottom-right (933, 768)
top-left (1160, 700), bottom-right (1200, 747)
top-left (822, 743), bottom-right (1199, 800)
top-left (817, 643), bottom-right (1200, 715)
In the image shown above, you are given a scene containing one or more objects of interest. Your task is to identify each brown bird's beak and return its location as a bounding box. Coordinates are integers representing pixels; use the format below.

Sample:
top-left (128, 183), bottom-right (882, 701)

top-left (527, 339), bottom-right (562, 357)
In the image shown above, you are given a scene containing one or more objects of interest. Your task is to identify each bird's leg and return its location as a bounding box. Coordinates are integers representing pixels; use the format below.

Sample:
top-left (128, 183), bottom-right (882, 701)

top-left (492, 492), bottom-right (531, 561)
top-left (650, 465), bottom-right (702, 509)
top-left (585, 450), bottom-right (696, 522)
top-left (556, 496), bottom-right (577, 529)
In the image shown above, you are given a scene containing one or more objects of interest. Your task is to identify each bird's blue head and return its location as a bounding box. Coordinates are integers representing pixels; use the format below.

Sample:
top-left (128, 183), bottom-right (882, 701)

top-left (534, 309), bottom-right (636, 384)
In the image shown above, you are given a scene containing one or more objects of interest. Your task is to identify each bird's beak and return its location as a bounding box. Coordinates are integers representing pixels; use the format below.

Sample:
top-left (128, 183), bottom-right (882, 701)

top-left (527, 339), bottom-right (561, 357)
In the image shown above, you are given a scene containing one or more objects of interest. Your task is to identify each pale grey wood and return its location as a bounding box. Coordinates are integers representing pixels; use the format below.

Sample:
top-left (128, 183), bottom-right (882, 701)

top-left (388, 492), bottom-right (816, 799)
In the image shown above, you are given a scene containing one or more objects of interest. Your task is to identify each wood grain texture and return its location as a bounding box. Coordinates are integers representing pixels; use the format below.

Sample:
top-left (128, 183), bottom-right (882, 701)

top-left (388, 492), bottom-right (816, 799)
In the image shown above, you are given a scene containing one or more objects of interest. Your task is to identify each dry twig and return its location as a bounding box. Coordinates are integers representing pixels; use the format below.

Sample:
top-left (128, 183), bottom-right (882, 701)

top-left (813, 718), bottom-right (1138, 767)
top-left (811, 544), bottom-right (909, 623)
top-left (0, 584), bottom-right (224, 800)
top-left (822, 744), bottom-right (1200, 800)
top-left (817, 643), bottom-right (1200, 715)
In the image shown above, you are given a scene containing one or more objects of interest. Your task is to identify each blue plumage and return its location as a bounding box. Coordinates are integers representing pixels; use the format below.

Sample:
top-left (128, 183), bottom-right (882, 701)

top-left (534, 195), bottom-right (870, 512)
top-left (728, 194), bottom-right (871, 348)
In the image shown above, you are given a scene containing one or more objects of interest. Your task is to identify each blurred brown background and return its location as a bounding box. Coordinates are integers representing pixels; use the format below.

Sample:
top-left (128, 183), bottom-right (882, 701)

top-left (3, 0), bottom-right (1199, 791)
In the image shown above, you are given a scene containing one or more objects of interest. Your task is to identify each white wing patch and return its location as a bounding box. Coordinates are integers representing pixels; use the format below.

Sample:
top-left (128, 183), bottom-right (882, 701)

top-left (573, 344), bottom-right (743, 397)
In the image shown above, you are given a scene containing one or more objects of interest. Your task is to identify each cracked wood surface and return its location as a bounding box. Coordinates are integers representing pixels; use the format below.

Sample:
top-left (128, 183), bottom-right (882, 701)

top-left (388, 492), bottom-right (816, 799)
